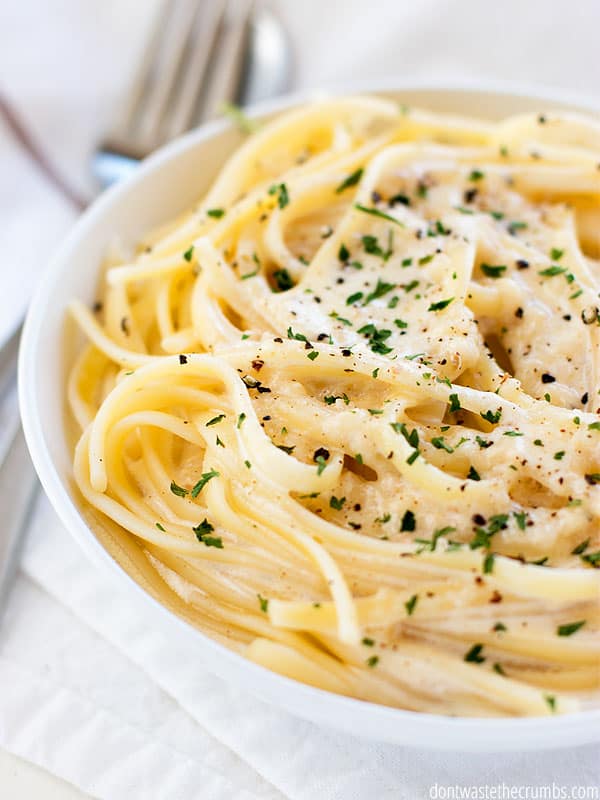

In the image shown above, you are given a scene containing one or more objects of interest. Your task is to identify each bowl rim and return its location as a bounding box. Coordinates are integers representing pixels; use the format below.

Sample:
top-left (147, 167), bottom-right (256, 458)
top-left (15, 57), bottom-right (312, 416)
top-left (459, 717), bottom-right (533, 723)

top-left (19, 79), bottom-right (600, 751)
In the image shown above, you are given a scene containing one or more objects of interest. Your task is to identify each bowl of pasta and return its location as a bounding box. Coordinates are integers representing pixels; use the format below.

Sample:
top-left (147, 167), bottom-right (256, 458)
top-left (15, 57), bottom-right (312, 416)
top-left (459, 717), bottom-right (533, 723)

top-left (19, 83), bottom-right (600, 751)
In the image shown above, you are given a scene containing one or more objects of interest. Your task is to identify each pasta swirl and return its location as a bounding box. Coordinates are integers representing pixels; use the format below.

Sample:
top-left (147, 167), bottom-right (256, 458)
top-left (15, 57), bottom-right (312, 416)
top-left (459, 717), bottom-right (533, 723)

top-left (68, 97), bottom-right (600, 717)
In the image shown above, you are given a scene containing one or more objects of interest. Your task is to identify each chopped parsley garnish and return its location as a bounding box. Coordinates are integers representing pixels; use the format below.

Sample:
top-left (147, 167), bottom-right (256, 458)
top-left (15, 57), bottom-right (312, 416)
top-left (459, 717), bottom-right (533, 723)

top-left (557, 620), bottom-right (586, 637)
top-left (449, 393), bottom-right (461, 413)
top-left (539, 265), bottom-right (567, 277)
top-left (405, 594), bottom-right (418, 615)
top-left (431, 436), bottom-right (454, 453)
top-left (401, 257), bottom-right (413, 267)
top-left (335, 167), bottom-right (363, 194)
top-left (315, 455), bottom-right (328, 475)
top-left (257, 594), bottom-right (269, 613)
top-left (550, 248), bottom-right (564, 261)
top-left (588, 422), bottom-right (600, 431)
top-left (366, 655), bottom-right (379, 668)
top-left (324, 393), bottom-right (349, 405)
top-left (338, 243), bottom-right (350, 262)
top-left (581, 551), bottom-right (600, 567)
top-left (470, 514), bottom-right (508, 550)
top-left (428, 297), bottom-right (454, 312)
top-left (503, 431), bottom-right (523, 437)
top-left (545, 695), bottom-right (557, 712)
top-left (364, 278), bottom-right (396, 305)
top-left (513, 511), bottom-right (528, 530)
top-left (571, 539), bottom-right (590, 555)
top-left (481, 263), bottom-right (507, 278)
top-left (362, 637), bottom-right (375, 646)
top-left (476, 436), bottom-right (493, 449)
top-left (273, 268), bottom-right (293, 291)
top-left (330, 496), bottom-right (346, 510)
top-left (207, 208), bottom-right (225, 218)
top-left (193, 519), bottom-right (223, 548)
top-left (467, 465), bottom-right (481, 481)
top-left (464, 643), bottom-right (485, 663)
top-left (287, 326), bottom-right (308, 342)
top-left (508, 220), bottom-right (527, 235)
top-left (268, 182), bottom-right (289, 209)
top-left (190, 469), bottom-right (219, 498)
top-left (357, 323), bottom-right (393, 355)
top-left (418, 254), bottom-right (434, 266)
top-left (391, 422), bottom-right (419, 449)
top-left (416, 526), bottom-right (455, 552)
top-left (346, 291), bottom-right (363, 305)
top-left (483, 552), bottom-right (495, 574)
top-left (481, 408), bottom-right (502, 424)
top-left (554, 450), bottom-right (565, 460)
top-left (307, 351), bottom-right (319, 361)
top-left (170, 481), bottom-right (188, 497)
top-left (206, 414), bottom-right (225, 427)
top-left (183, 246), bottom-right (194, 262)
top-left (354, 203), bottom-right (404, 226)
top-left (155, 522), bottom-right (166, 532)
top-left (493, 663), bottom-right (506, 676)
top-left (468, 170), bottom-right (485, 182)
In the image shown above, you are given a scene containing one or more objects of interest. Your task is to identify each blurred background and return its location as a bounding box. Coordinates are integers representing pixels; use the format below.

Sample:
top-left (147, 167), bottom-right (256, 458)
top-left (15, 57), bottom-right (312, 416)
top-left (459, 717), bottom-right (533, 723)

top-left (0, 1), bottom-right (598, 797)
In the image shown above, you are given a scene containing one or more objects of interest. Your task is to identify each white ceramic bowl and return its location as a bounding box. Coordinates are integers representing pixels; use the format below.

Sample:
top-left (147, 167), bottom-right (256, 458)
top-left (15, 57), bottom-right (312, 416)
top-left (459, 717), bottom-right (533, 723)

top-left (19, 83), bottom-right (600, 752)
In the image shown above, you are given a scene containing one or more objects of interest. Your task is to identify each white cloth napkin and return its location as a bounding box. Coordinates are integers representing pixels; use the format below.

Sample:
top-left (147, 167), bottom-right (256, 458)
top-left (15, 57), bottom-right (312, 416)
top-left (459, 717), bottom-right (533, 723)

top-left (1, 1), bottom-right (599, 797)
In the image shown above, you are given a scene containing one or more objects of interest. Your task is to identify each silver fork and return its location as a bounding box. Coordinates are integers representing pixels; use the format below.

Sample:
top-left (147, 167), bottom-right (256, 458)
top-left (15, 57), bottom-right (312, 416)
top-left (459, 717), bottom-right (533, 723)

top-left (92, 0), bottom-right (291, 186)
top-left (0, 0), bottom-right (292, 616)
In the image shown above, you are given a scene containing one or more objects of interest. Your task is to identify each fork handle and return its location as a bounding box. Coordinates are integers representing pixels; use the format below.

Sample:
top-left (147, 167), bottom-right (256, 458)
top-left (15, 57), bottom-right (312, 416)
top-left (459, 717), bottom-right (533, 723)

top-left (0, 419), bottom-right (39, 614)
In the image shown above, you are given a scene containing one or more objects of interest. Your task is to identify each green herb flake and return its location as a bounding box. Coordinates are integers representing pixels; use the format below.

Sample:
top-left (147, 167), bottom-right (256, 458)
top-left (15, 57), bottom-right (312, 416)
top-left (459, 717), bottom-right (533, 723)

top-left (273, 268), bottom-right (293, 291)
top-left (190, 469), bottom-right (220, 498)
top-left (405, 594), bottom-right (418, 616)
top-left (449, 393), bottom-right (461, 413)
top-left (539, 265), bottom-right (567, 277)
top-left (571, 539), bottom-right (590, 555)
top-left (257, 593), bottom-right (269, 613)
top-left (468, 169), bottom-right (485, 182)
top-left (335, 167), bottom-right (363, 194)
top-left (464, 643), bottom-right (486, 663)
top-left (483, 552), bottom-right (495, 574)
top-left (170, 481), bottom-right (188, 497)
top-left (354, 203), bottom-right (404, 226)
top-left (428, 297), bottom-right (454, 312)
top-left (183, 246), bottom-right (194, 262)
top-left (207, 208), bottom-right (225, 218)
top-left (481, 408), bottom-right (502, 424)
top-left (545, 695), bottom-right (557, 712)
top-left (557, 620), bottom-right (586, 637)
top-left (481, 263), bottom-right (507, 278)
top-left (513, 511), bottom-right (528, 530)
